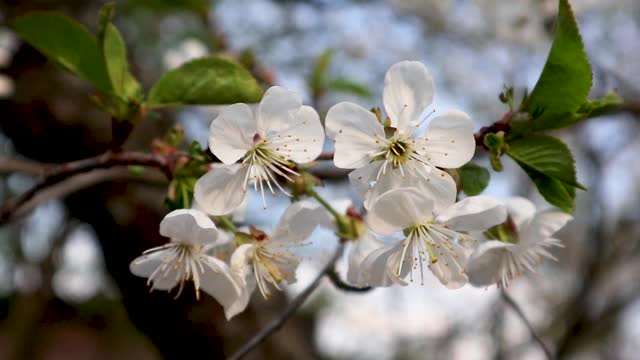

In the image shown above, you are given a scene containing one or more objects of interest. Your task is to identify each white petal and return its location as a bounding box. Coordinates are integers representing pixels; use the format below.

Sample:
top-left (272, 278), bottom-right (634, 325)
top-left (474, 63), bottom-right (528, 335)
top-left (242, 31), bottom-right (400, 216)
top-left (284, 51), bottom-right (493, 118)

top-left (520, 210), bottom-right (572, 246)
top-left (325, 102), bottom-right (385, 168)
top-left (228, 244), bottom-right (258, 318)
top-left (272, 201), bottom-right (332, 244)
top-left (272, 105), bottom-right (325, 163)
top-left (129, 251), bottom-right (179, 290)
top-left (383, 61), bottom-right (434, 134)
top-left (346, 232), bottom-right (386, 286)
top-left (436, 195), bottom-right (507, 231)
top-left (209, 103), bottom-right (256, 164)
top-left (427, 240), bottom-right (469, 289)
top-left (504, 197), bottom-right (536, 228)
top-left (194, 164), bottom-right (249, 215)
top-left (348, 162), bottom-right (383, 198)
top-left (420, 110), bottom-right (474, 168)
top-left (198, 255), bottom-right (245, 320)
top-left (367, 187), bottom-right (433, 235)
top-left (159, 209), bottom-right (220, 245)
top-left (257, 86), bottom-right (303, 134)
top-left (466, 240), bottom-right (515, 287)
top-left (360, 242), bottom-right (407, 287)
top-left (363, 167), bottom-right (457, 213)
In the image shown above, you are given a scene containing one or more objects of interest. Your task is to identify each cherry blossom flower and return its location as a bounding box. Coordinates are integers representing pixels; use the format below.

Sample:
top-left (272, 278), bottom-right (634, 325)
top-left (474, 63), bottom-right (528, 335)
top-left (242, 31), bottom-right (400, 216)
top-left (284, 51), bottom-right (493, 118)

top-left (362, 188), bottom-right (506, 288)
top-left (229, 201), bottom-right (332, 306)
top-left (466, 197), bottom-right (573, 288)
top-left (129, 209), bottom-right (245, 319)
top-left (195, 86), bottom-right (325, 215)
top-left (315, 199), bottom-right (396, 288)
top-left (325, 60), bottom-right (475, 208)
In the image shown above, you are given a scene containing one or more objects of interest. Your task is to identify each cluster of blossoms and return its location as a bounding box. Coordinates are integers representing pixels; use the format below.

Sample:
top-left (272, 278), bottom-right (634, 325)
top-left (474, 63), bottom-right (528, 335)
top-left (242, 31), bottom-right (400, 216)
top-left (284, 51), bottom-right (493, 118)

top-left (130, 61), bottom-right (572, 319)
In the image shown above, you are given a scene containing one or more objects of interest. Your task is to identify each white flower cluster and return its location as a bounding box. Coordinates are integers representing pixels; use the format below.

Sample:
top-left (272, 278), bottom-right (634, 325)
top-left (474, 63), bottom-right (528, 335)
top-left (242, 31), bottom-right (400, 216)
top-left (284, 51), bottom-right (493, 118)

top-left (130, 61), bottom-right (572, 319)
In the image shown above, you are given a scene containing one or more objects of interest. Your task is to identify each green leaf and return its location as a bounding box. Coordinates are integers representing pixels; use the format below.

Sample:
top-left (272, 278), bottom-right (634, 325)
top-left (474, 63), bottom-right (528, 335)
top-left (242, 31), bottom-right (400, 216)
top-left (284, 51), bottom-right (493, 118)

top-left (507, 135), bottom-right (584, 189)
top-left (13, 12), bottom-right (112, 93)
top-left (521, 0), bottom-right (592, 132)
top-left (327, 78), bottom-right (372, 98)
top-left (309, 49), bottom-right (333, 93)
top-left (101, 23), bottom-right (142, 101)
top-left (507, 134), bottom-right (584, 211)
top-left (520, 162), bottom-right (576, 213)
top-left (521, 91), bottom-right (624, 131)
top-left (147, 57), bottom-right (263, 107)
top-left (458, 164), bottom-right (490, 196)
top-left (165, 176), bottom-right (197, 211)
top-left (97, 2), bottom-right (115, 43)
top-left (574, 91), bottom-right (624, 119)
top-left (129, 0), bottom-right (210, 15)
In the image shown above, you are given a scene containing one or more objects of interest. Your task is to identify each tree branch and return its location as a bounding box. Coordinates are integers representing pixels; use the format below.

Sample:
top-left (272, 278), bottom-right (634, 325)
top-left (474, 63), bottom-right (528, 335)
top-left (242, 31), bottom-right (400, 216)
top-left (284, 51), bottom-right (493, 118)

top-left (326, 267), bottom-right (372, 293)
top-left (227, 243), bottom-right (346, 360)
top-left (501, 289), bottom-right (552, 360)
top-left (13, 168), bottom-right (166, 220)
top-left (0, 157), bottom-right (46, 176)
top-left (0, 151), bottom-right (171, 224)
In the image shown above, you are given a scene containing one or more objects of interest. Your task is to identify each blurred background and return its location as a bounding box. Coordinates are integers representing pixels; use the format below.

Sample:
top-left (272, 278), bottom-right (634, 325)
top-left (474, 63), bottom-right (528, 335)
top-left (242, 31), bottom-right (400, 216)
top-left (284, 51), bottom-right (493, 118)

top-left (0, 0), bottom-right (639, 359)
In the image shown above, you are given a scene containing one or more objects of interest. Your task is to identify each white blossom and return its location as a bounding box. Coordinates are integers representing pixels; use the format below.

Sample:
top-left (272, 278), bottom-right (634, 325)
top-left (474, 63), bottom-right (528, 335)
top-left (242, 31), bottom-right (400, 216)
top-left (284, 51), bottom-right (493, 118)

top-left (229, 201), bottom-right (332, 304)
top-left (325, 60), bottom-right (475, 208)
top-left (466, 197), bottom-right (573, 288)
top-left (195, 86), bottom-right (325, 215)
top-left (360, 188), bottom-right (506, 288)
top-left (129, 209), bottom-right (244, 319)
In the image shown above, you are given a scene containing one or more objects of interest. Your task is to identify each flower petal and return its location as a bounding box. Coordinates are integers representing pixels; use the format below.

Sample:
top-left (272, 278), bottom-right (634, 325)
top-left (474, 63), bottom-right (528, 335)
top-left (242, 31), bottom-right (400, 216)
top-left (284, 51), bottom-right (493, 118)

top-left (420, 110), bottom-right (474, 168)
top-left (129, 251), bottom-right (179, 290)
top-left (383, 61), bottom-right (434, 134)
top-left (198, 255), bottom-right (245, 320)
top-left (436, 195), bottom-right (507, 231)
top-left (325, 102), bottom-right (385, 168)
top-left (466, 240), bottom-right (515, 287)
top-left (272, 105), bottom-right (325, 163)
top-left (348, 162), bottom-right (383, 199)
top-left (359, 242), bottom-right (407, 287)
top-left (228, 244), bottom-right (258, 317)
top-left (194, 164), bottom-right (249, 215)
top-left (272, 201), bottom-right (332, 244)
top-left (363, 167), bottom-right (457, 213)
top-left (209, 103), bottom-right (256, 164)
top-left (504, 197), bottom-right (536, 228)
top-left (159, 209), bottom-right (220, 245)
top-left (257, 86), bottom-right (303, 134)
top-left (346, 232), bottom-right (386, 286)
top-left (520, 210), bottom-right (572, 246)
top-left (427, 239), bottom-right (469, 289)
top-left (367, 187), bottom-right (433, 235)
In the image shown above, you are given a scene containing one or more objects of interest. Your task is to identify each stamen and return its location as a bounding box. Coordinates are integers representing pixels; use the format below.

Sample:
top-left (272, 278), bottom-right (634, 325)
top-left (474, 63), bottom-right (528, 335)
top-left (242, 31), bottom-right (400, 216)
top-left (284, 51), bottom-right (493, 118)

top-left (241, 137), bottom-right (300, 205)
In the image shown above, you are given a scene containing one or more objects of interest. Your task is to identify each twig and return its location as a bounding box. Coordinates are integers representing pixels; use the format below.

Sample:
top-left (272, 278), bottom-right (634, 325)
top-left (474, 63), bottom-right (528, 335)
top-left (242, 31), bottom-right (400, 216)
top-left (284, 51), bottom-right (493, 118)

top-left (13, 168), bottom-right (166, 221)
top-left (0, 157), bottom-right (46, 176)
top-left (326, 268), bottom-right (372, 293)
top-left (501, 289), bottom-right (552, 360)
top-left (0, 151), bottom-right (170, 224)
top-left (227, 243), bottom-right (346, 360)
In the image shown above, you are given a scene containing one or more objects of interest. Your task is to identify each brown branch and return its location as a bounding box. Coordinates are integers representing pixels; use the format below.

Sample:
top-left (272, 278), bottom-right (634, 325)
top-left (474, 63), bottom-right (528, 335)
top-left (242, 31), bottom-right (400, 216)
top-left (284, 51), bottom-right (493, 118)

top-left (326, 267), bottom-right (372, 293)
top-left (13, 168), bottom-right (166, 221)
top-left (0, 157), bottom-right (46, 176)
top-left (0, 151), bottom-right (171, 224)
top-left (501, 289), bottom-right (552, 360)
top-left (227, 243), bottom-right (345, 360)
